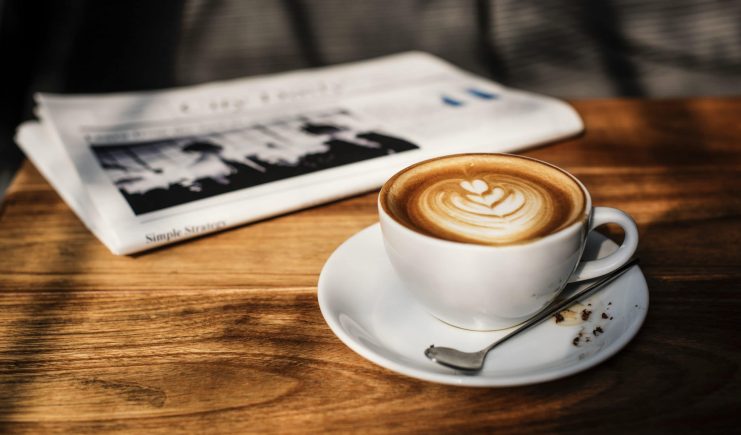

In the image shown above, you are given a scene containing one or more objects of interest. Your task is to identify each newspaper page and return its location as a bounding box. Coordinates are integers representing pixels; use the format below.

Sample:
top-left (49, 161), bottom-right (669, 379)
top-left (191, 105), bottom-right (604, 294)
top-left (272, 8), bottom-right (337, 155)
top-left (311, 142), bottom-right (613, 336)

top-left (16, 52), bottom-right (583, 255)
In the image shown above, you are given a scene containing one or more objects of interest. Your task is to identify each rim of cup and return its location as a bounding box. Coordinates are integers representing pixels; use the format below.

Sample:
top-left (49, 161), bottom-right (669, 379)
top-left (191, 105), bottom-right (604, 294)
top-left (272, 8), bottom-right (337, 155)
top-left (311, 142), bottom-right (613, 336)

top-left (378, 153), bottom-right (593, 251)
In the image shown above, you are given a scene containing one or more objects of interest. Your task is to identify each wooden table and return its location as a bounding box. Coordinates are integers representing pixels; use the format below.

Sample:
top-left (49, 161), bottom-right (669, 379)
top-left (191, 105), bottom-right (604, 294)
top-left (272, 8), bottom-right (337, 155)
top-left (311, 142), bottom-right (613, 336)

top-left (1, 99), bottom-right (739, 433)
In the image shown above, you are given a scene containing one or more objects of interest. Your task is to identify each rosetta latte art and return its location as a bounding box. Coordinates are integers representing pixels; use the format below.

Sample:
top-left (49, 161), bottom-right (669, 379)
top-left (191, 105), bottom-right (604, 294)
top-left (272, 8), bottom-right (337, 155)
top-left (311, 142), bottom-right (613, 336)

top-left (410, 174), bottom-right (559, 244)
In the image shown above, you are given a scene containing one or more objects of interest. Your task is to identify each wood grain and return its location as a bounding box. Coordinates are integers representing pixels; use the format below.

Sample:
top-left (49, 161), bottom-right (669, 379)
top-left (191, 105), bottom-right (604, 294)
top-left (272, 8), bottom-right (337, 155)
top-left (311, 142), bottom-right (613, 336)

top-left (1, 98), bottom-right (739, 433)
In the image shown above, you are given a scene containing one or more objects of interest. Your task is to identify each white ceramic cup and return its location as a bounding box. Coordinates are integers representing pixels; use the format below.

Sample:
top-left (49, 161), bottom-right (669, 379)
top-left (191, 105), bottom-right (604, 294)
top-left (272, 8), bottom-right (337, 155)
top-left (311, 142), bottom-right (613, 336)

top-left (378, 154), bottom-right (639, 331)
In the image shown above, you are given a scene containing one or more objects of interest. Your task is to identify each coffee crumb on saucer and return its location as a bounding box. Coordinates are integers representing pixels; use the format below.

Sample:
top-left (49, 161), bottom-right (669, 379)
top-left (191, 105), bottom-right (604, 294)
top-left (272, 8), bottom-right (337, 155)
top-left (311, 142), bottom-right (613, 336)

top-left (593, 326), bottom-right (604, 336)
top-left (581, 309), bottom-right (592, 321)
top-left (572, 330), bottom-right (585, 346)
top-left (602, 312), bottom-right (609, 319)
top-left (555, 313), bottom-right (565, 323)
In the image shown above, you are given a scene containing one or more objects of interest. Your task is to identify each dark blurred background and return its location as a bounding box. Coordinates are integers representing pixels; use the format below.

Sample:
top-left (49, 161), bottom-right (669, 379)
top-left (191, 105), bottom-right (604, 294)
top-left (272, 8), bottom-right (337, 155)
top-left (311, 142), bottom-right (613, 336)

top-left (1, 0), bottom-right (739, 198)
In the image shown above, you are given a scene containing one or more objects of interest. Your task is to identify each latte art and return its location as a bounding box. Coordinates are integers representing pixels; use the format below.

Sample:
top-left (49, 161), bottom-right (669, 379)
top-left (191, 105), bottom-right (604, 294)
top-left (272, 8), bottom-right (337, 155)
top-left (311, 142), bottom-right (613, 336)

top-left (382, 154), bottom-right (587, 246)
top-left (412, 175), bottom-right (556, 244)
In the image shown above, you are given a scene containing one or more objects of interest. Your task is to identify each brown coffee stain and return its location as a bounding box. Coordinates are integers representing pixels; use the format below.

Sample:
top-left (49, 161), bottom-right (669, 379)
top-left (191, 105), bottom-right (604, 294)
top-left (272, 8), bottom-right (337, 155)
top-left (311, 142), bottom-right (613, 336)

top-left (554, 302), bottom-right (588, 326)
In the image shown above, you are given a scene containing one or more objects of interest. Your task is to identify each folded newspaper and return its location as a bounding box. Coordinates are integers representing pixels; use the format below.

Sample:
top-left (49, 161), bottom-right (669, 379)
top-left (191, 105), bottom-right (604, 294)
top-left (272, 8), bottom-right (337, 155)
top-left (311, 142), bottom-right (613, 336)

top-left (16, 52), bottom-right (583, 255)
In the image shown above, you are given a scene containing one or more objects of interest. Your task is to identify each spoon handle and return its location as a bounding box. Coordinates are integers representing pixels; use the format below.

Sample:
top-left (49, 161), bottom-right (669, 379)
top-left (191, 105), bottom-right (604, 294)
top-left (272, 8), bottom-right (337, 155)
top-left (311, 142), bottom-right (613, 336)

top-left (484, 257), bottom-right (640, 353)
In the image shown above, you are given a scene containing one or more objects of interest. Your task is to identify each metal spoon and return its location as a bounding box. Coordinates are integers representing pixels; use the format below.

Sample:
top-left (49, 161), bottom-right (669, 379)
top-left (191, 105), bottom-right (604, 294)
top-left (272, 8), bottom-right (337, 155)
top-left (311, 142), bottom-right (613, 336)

top-left (424, 257), bottom-right (640, 372)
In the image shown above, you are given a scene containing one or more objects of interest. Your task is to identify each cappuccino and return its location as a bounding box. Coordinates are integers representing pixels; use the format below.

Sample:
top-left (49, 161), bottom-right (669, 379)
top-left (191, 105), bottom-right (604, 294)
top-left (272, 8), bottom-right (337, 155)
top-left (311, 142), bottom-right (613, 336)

top-left (381, 154), bottom-right (587, 246)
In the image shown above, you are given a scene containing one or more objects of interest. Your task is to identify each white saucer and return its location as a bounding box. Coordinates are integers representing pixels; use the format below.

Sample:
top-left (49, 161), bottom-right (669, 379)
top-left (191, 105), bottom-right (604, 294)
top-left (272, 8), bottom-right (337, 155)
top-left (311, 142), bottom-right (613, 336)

top-left (318, 224), bottom-right (649, 387)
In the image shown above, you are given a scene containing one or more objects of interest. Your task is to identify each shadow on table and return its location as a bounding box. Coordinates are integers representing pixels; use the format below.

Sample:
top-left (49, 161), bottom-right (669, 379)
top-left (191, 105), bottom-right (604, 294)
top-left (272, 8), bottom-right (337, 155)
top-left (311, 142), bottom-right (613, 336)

top-left (0, 253), bottom-right (84, 430)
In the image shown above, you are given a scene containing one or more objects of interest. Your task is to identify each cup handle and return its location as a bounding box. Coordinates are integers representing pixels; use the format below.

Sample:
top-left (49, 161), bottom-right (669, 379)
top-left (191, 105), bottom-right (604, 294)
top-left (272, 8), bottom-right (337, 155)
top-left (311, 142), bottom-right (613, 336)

top-left (568, 206), bottom-right (639, 283)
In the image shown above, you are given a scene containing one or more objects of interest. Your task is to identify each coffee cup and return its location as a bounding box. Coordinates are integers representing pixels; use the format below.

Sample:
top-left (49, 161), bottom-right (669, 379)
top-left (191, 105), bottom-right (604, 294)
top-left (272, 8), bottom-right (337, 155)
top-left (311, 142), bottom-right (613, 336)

top-left (378, 153), bottom-right (638, 330)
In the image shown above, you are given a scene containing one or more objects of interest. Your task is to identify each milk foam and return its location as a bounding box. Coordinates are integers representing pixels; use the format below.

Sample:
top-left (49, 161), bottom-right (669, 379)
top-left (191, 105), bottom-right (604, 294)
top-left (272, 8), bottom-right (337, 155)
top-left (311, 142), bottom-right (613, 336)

top-left (383, 154), bottom-right (587, 246)
top-left (414, 175), bottom-right (554, 244)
